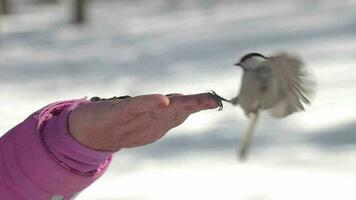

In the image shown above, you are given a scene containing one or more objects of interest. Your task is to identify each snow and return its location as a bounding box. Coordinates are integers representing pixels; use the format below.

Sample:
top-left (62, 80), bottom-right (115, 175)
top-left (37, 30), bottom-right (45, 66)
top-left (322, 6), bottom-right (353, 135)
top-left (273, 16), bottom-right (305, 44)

top-left (1, 0), bottom-right (356, 199)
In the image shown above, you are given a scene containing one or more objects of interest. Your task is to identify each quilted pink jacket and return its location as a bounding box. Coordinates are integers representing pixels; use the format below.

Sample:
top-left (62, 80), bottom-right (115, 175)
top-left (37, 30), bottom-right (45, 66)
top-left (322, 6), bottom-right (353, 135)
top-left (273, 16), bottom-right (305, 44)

top-left (0, 99), bottom-right (113, 199)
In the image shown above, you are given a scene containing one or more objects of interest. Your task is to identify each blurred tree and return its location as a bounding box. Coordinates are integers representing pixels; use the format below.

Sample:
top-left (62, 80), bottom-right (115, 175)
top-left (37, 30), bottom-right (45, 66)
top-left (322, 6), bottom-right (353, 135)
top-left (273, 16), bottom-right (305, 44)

top-left (0, 0), bottom-right (9, 15)
top-left (41, 0), bottom-right (59, 3)
top-left (72, 0), bottom-right (86, 24)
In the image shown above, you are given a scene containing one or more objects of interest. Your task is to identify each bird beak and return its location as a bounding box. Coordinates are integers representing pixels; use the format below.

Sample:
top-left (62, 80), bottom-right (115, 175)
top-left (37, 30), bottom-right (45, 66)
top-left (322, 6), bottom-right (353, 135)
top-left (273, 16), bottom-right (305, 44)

top-left (234, 62), bottom-right (246, 70)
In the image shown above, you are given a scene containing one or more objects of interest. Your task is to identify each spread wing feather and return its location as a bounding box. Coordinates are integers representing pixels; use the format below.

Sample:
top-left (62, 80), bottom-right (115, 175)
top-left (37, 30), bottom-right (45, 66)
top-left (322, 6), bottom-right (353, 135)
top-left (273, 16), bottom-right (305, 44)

top-left (261, 53), bottom-right (315, 118)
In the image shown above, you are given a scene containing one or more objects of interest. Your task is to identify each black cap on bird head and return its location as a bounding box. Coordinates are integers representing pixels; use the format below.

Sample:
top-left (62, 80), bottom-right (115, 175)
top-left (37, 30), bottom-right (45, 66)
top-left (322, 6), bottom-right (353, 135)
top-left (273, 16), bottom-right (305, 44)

top-left (234, 53), bottom-right (267, 66)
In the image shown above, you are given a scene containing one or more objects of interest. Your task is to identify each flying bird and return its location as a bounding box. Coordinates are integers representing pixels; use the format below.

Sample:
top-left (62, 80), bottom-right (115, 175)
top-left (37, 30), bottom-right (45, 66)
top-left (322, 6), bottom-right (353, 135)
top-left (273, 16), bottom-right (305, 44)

top-left (211, 52), bottom-right (316, 161)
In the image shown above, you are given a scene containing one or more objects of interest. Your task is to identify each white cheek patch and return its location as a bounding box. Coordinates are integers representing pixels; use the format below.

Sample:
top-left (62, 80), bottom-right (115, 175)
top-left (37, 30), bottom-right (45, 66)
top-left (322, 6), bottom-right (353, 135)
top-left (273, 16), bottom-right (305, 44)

top-left (242, 57), bottom-right (266, 70)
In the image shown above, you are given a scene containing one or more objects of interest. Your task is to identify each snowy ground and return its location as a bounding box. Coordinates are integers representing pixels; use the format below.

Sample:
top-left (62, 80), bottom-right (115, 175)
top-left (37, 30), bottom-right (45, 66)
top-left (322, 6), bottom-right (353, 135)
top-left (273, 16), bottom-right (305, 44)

top-left (1, 0), bottom-right (356, 199)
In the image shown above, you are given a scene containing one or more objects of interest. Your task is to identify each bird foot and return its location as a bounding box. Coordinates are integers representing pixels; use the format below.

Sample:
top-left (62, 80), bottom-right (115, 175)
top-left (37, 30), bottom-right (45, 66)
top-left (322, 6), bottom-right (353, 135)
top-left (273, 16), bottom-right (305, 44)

top-left (208, 90), bottom-right (230, 111)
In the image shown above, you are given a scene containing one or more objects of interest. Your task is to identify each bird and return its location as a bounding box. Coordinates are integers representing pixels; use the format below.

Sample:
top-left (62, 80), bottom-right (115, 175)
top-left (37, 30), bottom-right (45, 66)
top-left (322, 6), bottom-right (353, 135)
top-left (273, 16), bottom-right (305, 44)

top-left (211, 52), bottom-right (316, 161)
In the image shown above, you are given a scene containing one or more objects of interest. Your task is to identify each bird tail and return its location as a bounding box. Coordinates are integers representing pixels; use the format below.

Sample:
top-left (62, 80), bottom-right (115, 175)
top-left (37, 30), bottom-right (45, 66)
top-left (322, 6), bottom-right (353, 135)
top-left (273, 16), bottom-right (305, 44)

top-left (237, 110), bottom-right (260, 161)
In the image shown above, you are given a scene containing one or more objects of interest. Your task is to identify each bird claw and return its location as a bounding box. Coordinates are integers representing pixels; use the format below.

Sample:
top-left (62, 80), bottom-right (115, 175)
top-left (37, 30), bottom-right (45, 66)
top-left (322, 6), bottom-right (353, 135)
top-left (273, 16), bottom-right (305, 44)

top-left (208, 90), bottom-right (229, 111)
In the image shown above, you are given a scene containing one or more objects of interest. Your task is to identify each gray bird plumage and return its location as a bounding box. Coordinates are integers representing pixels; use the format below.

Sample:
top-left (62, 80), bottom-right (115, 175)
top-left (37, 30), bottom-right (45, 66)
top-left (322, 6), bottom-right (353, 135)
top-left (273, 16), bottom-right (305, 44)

top-left (232, 52), bottom-right (315, 160)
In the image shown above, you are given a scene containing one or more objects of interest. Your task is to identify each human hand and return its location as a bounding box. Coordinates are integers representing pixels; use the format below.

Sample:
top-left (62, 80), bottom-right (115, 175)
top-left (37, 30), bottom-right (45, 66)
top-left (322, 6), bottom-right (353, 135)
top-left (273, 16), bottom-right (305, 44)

top-left (68, 93), bottom-right (219, 151)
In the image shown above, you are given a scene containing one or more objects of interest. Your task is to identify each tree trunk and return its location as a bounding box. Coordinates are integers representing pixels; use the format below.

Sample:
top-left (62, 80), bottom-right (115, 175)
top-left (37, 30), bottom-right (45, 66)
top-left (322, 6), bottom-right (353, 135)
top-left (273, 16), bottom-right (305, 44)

top-left (41, 0), bottom-right (59, 3)
top-left (0, 0), bottom-right (9, 15)
top-left (72, 0), bottom-right (86, 24)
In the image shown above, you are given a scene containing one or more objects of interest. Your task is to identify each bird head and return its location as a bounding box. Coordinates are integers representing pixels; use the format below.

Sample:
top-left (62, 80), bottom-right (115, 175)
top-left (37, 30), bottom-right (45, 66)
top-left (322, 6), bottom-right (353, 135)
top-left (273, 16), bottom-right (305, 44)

top-left (235, 53), bottom-right (267, 70)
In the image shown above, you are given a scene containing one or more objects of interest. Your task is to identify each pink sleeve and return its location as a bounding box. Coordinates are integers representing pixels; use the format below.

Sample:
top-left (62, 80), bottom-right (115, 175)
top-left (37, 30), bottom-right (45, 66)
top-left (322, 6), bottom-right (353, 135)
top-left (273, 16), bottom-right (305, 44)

top-left (0, 99), bottom-right (113, 200)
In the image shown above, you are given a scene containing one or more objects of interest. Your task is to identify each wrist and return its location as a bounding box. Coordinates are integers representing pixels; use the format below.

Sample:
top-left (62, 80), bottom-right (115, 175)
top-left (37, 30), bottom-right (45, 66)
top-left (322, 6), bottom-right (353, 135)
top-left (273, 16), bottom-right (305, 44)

top-left (68, 102), bottom-right (121, 151)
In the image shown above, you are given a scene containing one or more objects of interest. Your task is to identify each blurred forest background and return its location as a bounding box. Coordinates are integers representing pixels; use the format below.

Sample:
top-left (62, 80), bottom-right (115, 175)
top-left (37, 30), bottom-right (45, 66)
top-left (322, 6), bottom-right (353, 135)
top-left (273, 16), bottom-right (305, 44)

top-left (1, 0), bottom-right (356, 199)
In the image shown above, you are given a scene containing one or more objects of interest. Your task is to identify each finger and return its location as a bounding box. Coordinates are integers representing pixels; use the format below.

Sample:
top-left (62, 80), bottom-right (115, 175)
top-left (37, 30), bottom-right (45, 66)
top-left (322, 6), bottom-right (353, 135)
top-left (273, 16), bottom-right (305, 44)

top-left (143, 114), bottom-right (189, 145)
top-left (168, 93), bottom-right (219, 113)
top-left (166, 93), bottom-right (183, 97)
top-left (114, 94), bottom-right (170, 115)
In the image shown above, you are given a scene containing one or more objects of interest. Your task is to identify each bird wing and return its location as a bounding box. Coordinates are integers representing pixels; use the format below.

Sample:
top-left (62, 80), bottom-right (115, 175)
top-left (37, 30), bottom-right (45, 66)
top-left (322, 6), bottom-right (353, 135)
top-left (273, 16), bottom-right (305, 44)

top-left (262, 53), bottom-right (316, 118)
